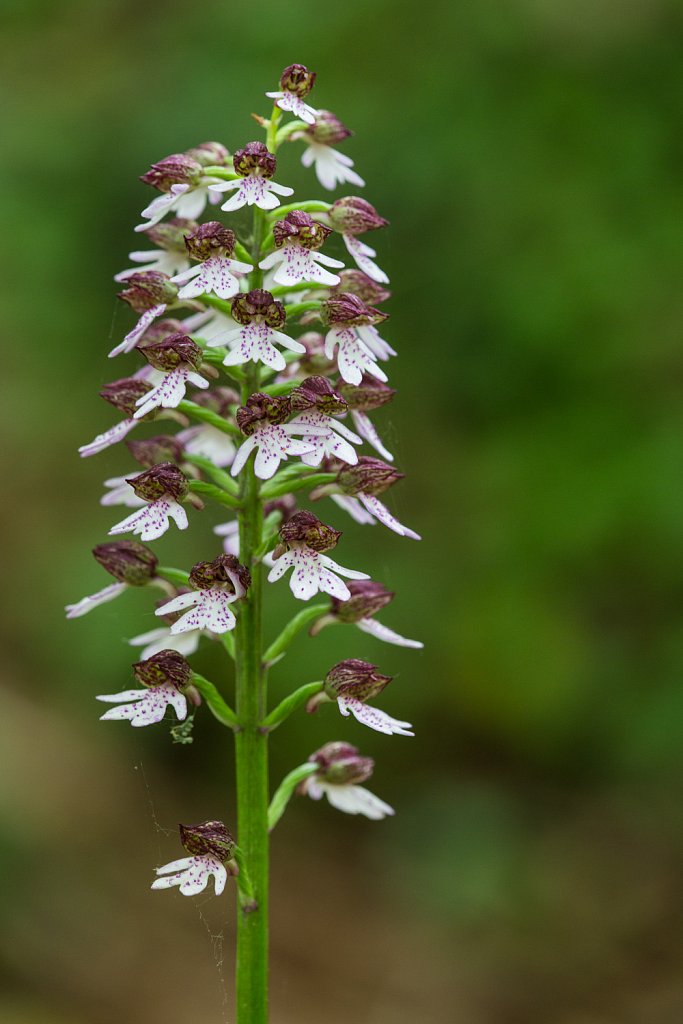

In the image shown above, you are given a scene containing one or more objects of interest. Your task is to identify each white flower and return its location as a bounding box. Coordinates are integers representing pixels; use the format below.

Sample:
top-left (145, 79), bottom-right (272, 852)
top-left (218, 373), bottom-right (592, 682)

top-left (97, 682), bottom-right (187, 727)
top-left (266, 89), bottom-right (318, 125)
top-left (350, 409), bottom-right (394, 462)
top-left (129, 626), bottom-right (204, 660)
top-left (287, 409), bottom-right (361, 467)
top-left (230, 424), bottom-right (320, 481)
top-left (342, 234), bottom-right (389, 285)
top-left (301, 142), bottom-right (365, 191)
top-left (133, 366), bottom-right (209, 419)
top-left (306, 778), bottom-right (394, 819)
top-left (155, 588), bottom-right (239, 635)
top-left (109, 497), bottom-right (188, 542)
top-left (172, 256), bottom-right (253, 301)
top-left (210, 175), bottom-right (293, 212)
top-left (331, 492), bottom-right (420, 539)
top-left (78, 418), bottom-right (137, 458)
top-left (135, 182), bottom-right (218, 233)
top-left (151, 854), bottom-right (227, 896)
top-left (100, 476), bottom-right (145, 508)
top-left (337, 695), bottom-right (414, 737)
top-left (65, 581), bottom-right (128, 619)
top-left (324, 326), bottom-right (388, 386)
top-left (355, 617), bottom-right (423, 649)
top-left (220, 322), bottom-right (306, 373)
top-left (108, 304), bottom-right (167, 359)
top-left (177, 424), bottom-right (236, 469)
top-left (267, 546), bottom-right (369, 602)
top-left (114, 248), bottom-right (190, 282)
top-left (214, 520), bottom-right (240, 556)
top-left (259, 244), bottom-right (344, 288)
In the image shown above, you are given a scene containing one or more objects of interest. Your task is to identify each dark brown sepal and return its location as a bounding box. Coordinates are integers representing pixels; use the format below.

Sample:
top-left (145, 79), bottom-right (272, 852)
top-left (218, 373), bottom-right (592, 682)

top-left (92, 540), bottom-right (158, 586)
top-left (279, 510), bottom-right (341, 553)
top-left (323, 659), bottom-right (392, 703)
top-left (337, 457), bottom-right (403, 497)
top-left (231, 290), bottom-right (286, 329)
top-left (138, 332), bottom-right (203, 371)
top-left (133, 650), bottom-right (192, 690)
top-left (179, 820), bottom-right (236, 861)
top-left (330, 579), bottom-right (395, 623)
top-left (289, 376), bottom-right (347, 417)
top-left (127, 462), bottom-right (189, 502)
top-left (184, 222), bottom-right (236, 261)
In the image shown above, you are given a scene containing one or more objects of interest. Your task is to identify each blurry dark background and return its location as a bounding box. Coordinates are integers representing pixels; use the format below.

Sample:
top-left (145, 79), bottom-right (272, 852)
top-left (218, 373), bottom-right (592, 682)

top-left (2, 1), bottom-right (682, 1021)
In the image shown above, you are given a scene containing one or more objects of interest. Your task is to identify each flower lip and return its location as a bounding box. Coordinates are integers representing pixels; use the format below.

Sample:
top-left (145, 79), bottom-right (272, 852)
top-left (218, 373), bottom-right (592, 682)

top-left (233, 141), bottom-right (277, 179)
top-left (273, 211), bottom-right (332, 252)
top-left (323, 293), bottom-right (388, 327)
top-left (231, 290), bottom-right (286, 329)
top-left (117, 271), bottom-right (178, 312)
top-left (279, 510), bottom-right (342, 553)
top-left (328, 197), bottom-right (389, 235)
top-left (330, 579), bottom-right (395, 622)
top-left (236, 393), bottom-right (292, 435)
top-left (279, 63), bottom-right (316, 97)
top-left (179, 820), bottom-right (236, 861)
top-left (188, 553), bottom-right (252, 596)
top-left (289, 376), bottom-right (347, 417)
top-left (324, 658), bottom-right (393, 702)
top-left (138, 332), bottom-right (203, 371)
top-left (100, 377), bottom-right (152, 416)
top-left (337, 377), bottom-right (396, 411)
top-left (140, 153), bottom-right (203, 192)
top-left (337, 457), bottom-right (404, 497)
top-left (305, 110), bottom-right (353, 146)
top-left (127, 462), bottom-right (189, 502)
top-left (184, 222), bottom-right (237, 261)
top-left (132, 649), bottom-right (192, 690)
top-left (92, 540), bottom-right (158, 585)
top-left (126, 435), bottom-right (185, 468)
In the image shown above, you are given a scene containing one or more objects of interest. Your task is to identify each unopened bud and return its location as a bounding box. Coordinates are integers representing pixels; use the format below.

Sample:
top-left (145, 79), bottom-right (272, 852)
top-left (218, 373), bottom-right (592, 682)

top-left (337, 457), bottom-right (403, 497)
top-left (279, 510), bottom-right (341, 553)
top-left (273, 211), bottom-right (331, 252)
top-left (127, 462), bottom-right (189, 502)
top-left (231, 290), bottom-right (286, 329)
top-left (100, 377), bottom-right (152, 417)
top-left (138, 332), bottom-right (203, 371)
top-left (236, 393), bottom-right (291, 435)
top-left (328, 197), bottom-right (388, 235)
top-left (117, 271), bottom-right (178, 313)
top-left (324, 659), bottom-right (392, 702)
top-left (289, 376), bottom-right (347, 416)
top-left (133, 649), bottom-right (192, 690)
top-left (233, 141), bottom-right (276, 178)
top-left (330, 580), bottom-right (394, 623)
top-left (337, 377), bottom-right (396, 411)
top-left (323, 293), bottom-right (388, 327)
top-left (92, 540), bottom-right (158, 585)
top-left (310, 741), bottom-right (374, 785)
top-left (280, 63), bottom-right (316, 97)
top-left (184, 222), bottom-right (236, 261)
top-left (179, 820), bottom-right (236, 861)
top-left (126, 435), bottom-right (185, 468)
top-left (305, 110), bottom-right (352, 146)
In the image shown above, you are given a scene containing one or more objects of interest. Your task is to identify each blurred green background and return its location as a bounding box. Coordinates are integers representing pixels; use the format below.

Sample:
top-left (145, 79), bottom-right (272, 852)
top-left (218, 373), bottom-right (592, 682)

top-left (2, 0), bottom-right (682, 1021)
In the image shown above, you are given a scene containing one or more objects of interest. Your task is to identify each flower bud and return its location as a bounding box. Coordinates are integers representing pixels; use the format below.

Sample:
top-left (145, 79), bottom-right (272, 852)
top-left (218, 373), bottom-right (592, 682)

top-left (231, 290), bottom-right (286, 329)
top-left (324, 659), bottom-right (392, 702)
top-left (117, 271), bottom-right (178, 313)
top-left (126, 435), bottom-right (185, 468)
top-left (337, 377), bottom-right (396, 412)
top-left (188, 553), bottom-right (251, 596)
top-left (185, 141), bottom-right (230, 167)
top-left (127, 462), bottom-right (189, 502)
top-left (133, 649), bottom-right (192, 690)
top-left (305, 110), bottom-right (352, 146)
top-left (280, 63), bottom-right (316, 97)
top-left (328, 197), bottom-right (388, 235)
top-left (100, 377), bottom-right (152, 417)
top-left (144, 218), bottom-right (199, 251)
top-left (236, 393), bottom-right (291, 435)
top-left (309, 741), bottom-right (374, 785)
top-left (330, 580), bottom-right (395, 623)
top-left (138, 332), bottom-right (203, 371)
top-left (140, 154), bottom-right (202, 192)
top-left (337, 457), bottom-right (404, 497)
top-left (279, 510), bottom-right (341, 553)
top-left (233, 141), bottom-right (276, 179)
top-left (323, 293), bottom-right (388, 327)
top-left (332, 270), bottom-right (391, 306)
top-left (92, 540), bottom-right (158, 585)
top-left (289, 376), bottom-right (347, 417)
top-left (184, 222), bottom-right (236, 261)
top-left (273, 211), bottom-right (331, 252)
top-left (179, 820), bottom-right (236, 861)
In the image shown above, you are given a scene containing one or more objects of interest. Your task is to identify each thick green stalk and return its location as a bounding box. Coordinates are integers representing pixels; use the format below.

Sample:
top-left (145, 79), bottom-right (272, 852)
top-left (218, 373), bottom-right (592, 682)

top-left (234, 207), bottom-right (269, 1023)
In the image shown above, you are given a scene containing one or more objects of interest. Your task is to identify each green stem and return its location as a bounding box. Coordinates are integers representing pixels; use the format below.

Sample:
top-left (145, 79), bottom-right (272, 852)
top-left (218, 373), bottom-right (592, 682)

top-left (262, 603), bottom-right (329, 664)
top-left (155, 566), bottom-right (190, 588)
top-left (188, 479), bottom-right (241, 509)
top-left (260, 471), bottom-right (337, 501)
top-left (260, 681), bottom-right (323, 731)
top-left (234, 204), bottom-right (269, 1023)
top-left (267, 763), bottom-right (318, 832)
